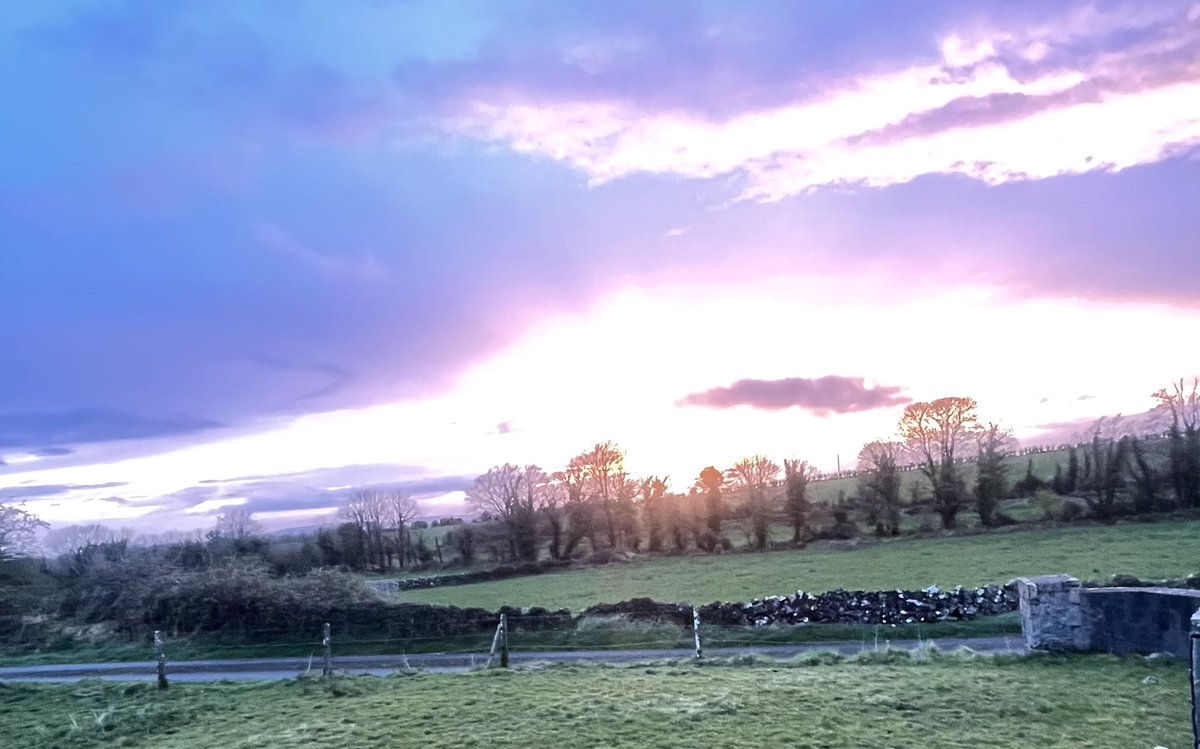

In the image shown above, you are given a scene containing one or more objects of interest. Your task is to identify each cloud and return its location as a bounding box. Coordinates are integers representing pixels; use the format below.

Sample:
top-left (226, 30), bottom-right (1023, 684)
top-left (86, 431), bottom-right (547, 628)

top-left (159, 465), bottom-right (472, 521)
top-left (255, 222), bottom-right (389, 283)
top-left (0, 409), bottom-right (223, 450)
top-left (678, 376), bottom-right (911, 416)
top-left (32, 447), bottom-right (75, 457)
top-left (437, 2), bottom-right (1200, 200)
top-left (0, 481), bottom-right (126, 501)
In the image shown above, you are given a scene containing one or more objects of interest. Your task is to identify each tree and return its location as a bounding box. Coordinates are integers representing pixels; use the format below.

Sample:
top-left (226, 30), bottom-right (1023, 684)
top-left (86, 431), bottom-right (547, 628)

top-left (974, 423), bottom-right (1014, 527)
top-left (214, 508), bottom-right (262, 540)
top-left (639, 476), bottom-right (669, 552)
top-left (0, 502), bottom-right (47, 560)
top-left (44, 523), bottom-right (120, 574)
top-left (898, 397), bottom-right (979, 529)
top-left (515, 465), bottom-right (551, 561)
top-left (540, 473), bottom-right (569, 560)
top-left (381, 492), bottom-right (419, 568)
top-left (1013, 459), bottom-right (1044, 497)
top-left (1065, 447), bottom-right (1080, 494)
top-left (1153, 378), bottom-right (1200, 509)
top-left (729, 455), bottom-right (780, 551)
top-left (698, 466), bottom-right (724, 537)
top-left (559, 460), bottom-right (596, 557)
top-left (451, 525), bottom-right (477, 566)
top-left (782, 459), bottom-right (816, 543)
top-left (464, 464), bottom-right (543, 562)
top-left (1128, 436), bottom-right (1162, 514)
top-left (572, 442), bottom-right (626, 548)
top-left (340, 491), bottom-right (389, 569)
top-left (857, 441), bottom-right (902, 536)
top-left (1083, 417), bottom-right (1129, 521)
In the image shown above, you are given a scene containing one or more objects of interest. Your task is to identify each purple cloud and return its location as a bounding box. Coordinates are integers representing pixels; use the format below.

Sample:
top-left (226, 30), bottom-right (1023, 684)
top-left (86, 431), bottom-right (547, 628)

top-left (678, 376), bottom-right (911, 416)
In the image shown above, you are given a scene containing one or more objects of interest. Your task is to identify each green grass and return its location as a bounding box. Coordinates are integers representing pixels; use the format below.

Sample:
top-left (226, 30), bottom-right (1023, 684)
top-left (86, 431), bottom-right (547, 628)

top-left (0, 653), bottom-right (1186, 748)
top-left (399, 519), bottom-right (1200, 611)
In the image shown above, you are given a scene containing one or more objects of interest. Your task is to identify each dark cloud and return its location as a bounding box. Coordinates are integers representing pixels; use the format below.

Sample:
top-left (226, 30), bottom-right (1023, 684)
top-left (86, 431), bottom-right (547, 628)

top-left (149, 464), bottom-right (473, 521)
top-left (0, 481), bottom-right (127, 501)
top-left (679, 376), bottom-right (911, 415)
top-left (32, 446), bottom-right (75, 457)
top-left (0, 409), bottom-right (223, 450)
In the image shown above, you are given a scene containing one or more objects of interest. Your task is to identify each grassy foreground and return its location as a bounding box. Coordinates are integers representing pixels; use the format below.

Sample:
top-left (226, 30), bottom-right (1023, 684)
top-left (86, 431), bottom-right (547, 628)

top-left (0, 654), bottom-right (1186, 749)
top-left (401, 520), bottom-right (1200, 611)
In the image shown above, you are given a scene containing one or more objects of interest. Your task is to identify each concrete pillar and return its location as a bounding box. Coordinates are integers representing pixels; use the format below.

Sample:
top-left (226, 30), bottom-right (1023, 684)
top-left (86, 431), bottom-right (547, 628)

top-left (1191, 608), bottom-right (1199, 749)
top-left (1017, 575), bottom-right (1086, 651)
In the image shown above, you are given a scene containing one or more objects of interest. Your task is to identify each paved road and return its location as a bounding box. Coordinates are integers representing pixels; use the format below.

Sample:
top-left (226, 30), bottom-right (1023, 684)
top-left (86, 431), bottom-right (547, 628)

top-left (0, 636), bottom-right (1024, 683)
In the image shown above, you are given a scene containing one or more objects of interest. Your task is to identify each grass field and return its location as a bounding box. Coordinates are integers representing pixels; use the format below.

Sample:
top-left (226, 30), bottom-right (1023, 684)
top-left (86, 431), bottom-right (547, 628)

top-left (399, 519), bottom-right (1200, 611)
top-left (0, 653), bottom-right (1186, 749)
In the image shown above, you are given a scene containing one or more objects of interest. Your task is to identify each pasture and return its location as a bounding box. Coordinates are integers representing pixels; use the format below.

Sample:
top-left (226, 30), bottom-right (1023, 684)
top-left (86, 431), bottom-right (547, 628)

top-left (0, 653), bottom-right (1186, 748)
top-left (400, 519), bottom-right (1200, 611)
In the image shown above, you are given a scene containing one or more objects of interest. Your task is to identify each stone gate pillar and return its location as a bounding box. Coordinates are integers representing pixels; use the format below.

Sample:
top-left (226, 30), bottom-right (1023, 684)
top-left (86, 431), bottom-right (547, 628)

top-left (1017, 574), bottom-right (1087, 651)
top-left (1190, 608), bottom-right (1199, 749)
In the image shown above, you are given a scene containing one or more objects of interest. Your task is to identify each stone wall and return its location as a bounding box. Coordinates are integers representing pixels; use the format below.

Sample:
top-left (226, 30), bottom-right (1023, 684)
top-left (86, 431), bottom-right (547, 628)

top-left (1018, 574), bottom-right (1200, 657)
top-left (585, 584), bottom-right (1017, 627)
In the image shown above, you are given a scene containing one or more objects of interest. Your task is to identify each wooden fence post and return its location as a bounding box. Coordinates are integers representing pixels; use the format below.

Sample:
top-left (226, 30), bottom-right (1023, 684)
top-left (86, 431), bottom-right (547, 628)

top-left (499, 613), bottom-right (509, 669)
top-left (322, 622), bottom-right (333, 684)
top-left (692, 607), bottom-right (702, 660)
top-left (153, 630), bottom-right (168, 690)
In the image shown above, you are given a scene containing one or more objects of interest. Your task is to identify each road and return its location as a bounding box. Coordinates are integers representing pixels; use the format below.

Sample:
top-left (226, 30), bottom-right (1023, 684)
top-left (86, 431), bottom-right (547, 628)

top-left (0, 636), bottom-right (1025, 683)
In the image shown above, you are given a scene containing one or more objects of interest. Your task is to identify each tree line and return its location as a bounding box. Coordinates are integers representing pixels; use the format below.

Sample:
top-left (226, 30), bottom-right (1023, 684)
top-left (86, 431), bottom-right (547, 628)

top-left (1, 379), bottom-right (1197, 573)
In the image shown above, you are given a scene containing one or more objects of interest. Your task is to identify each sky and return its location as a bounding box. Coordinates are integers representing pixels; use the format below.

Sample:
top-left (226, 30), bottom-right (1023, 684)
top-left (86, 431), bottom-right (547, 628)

top-left (1, 0), bottom-right (1198, 532)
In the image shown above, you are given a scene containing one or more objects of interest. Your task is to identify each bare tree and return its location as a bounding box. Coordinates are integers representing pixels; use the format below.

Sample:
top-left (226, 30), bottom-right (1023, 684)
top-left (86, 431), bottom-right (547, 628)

top-left (0, 502), bottom-right (47, 560)
top-left (898, 397), bottom-right (980, 529)
top-left (381, 491), bottom-right (418, 568)
top-left (214, 508), bottom-right (262, 540)
top-left (465, 464), bottom-right (541, 561)
top-left (858, 441), bottom-right (902, 536)
top-left (782, 459), bottom-right (817, 543)
top-left (341, 491), bottom-right (388, 569)
top-left (729, 455), bottom-right (780, 551)
top-left (44, 523), bottom-right (120, 573)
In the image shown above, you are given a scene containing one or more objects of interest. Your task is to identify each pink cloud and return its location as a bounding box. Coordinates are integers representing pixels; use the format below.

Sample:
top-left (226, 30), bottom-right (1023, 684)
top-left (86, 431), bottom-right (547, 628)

top-left (442, 2), bottom-right (1200, 200)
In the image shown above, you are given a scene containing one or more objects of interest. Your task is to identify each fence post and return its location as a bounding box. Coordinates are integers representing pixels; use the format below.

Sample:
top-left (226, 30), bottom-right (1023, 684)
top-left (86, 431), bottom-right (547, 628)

top-left (322, 622), bottom-right (333, 684)
top-left (488, 618), bottom-right (503, 668)
top-left (1190, 608), bottom-right (1200, 749)
top-left (692, 607), bottom-right (702, 660)
top-left (499, 613), bottom-right (509, 669)
top-left (153, 630), bottom-right (168, 690)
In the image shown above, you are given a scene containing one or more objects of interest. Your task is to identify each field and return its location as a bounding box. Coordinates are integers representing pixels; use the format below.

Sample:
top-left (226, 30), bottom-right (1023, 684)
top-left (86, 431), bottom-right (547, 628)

top-left (400, 519), bottom-right (1200, 611)
top-left (762, 447), bottom-right (1073, 507)
top-left (0, 654), bottom-right (1186, 749)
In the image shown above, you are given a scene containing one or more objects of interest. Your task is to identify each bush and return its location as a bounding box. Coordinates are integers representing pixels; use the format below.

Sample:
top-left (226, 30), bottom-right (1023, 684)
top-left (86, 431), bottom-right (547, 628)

top-left (1059, 501), bottom-right (1087, 522)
